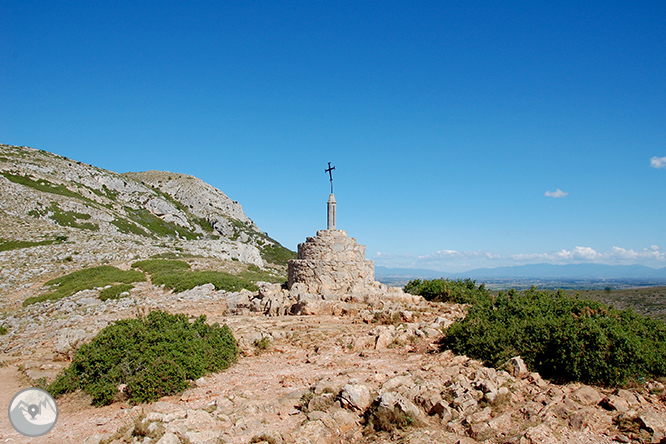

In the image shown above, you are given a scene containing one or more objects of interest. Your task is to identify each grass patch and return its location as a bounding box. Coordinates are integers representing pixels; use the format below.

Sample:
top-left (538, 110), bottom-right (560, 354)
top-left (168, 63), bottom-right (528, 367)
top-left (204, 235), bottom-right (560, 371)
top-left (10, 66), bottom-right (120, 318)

top-left (24, 266), bottom-right (146, 306)
top-left (0, 236), bottom-right (67, 252)
top-left (441, 286), bottom-right (666, 387)
top-left (259, 242), bottom-right (297, 266)
top-left (99, 283), bottom-right (134, 301)
top-left (132, 259), bottom-right (190, 275)
top-left (239, 264), bottom-right (286, 284)
top-left (48, 310), bottom-right (238, 405)
top-left (0, 325), bottom-right (7, 335)
top-left (132, 259), bottom-right (257, 293)
top-left (48, 203), bottom-right (99, 231)
top-left (111, 217), bottom-right (150, 237)
top-left (124, 207), bottom-right (200, 240)
top-left (152, 270), bottom-right (257, 293)
top-left (1, 172), bottom-right (84, 200)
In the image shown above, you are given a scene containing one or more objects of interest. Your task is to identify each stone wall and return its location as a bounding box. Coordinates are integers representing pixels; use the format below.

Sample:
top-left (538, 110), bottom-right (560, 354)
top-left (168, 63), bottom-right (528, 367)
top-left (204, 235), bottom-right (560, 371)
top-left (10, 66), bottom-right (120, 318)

top-left (288, 230), bottom-right (375, 295)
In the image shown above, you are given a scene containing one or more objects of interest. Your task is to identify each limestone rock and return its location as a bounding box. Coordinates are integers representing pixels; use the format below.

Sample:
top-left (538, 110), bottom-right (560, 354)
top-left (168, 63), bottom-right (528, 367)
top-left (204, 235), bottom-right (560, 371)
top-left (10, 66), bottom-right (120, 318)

top-left (339, 383), bottom-right (371, 412)
top-left (503, 356), bottom-right (529, 378)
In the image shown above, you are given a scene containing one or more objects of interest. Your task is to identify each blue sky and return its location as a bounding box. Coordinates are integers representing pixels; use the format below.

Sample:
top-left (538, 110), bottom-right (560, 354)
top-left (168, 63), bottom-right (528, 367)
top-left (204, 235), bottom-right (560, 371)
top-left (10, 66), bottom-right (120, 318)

top-left (1, 1), bottom-right (665, 272)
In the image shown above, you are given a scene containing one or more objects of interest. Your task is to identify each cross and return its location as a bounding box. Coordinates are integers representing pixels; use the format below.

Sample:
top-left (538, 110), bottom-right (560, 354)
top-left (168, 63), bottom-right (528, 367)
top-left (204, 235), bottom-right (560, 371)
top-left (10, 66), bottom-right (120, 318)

top-left (325, 162), bottom-right (335, 194)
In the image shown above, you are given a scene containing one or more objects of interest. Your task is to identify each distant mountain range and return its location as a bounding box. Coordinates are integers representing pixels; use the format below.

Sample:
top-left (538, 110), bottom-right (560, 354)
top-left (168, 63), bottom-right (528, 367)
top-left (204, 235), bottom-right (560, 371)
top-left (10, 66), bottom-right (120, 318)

top-left (376, 263), bottom-right (666, 280)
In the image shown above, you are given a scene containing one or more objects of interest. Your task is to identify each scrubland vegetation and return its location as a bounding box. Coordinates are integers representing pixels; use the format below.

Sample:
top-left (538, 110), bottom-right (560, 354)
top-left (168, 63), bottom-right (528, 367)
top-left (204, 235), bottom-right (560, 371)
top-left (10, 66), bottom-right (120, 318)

top-left (48, 310), bottom-right (238, 405)
top-left (405, 278), bottom-right (666, 387)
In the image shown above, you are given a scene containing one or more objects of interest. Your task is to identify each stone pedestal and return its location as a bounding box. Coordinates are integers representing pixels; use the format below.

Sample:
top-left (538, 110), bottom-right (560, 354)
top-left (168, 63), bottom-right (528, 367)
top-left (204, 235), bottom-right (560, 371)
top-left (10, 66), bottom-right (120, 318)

top-left (288, 230), bottom-right (375, 295)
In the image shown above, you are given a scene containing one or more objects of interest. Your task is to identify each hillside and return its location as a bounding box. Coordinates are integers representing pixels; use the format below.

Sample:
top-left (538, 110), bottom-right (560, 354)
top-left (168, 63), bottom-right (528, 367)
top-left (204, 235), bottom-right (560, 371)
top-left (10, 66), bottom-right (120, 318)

top-left (0, 144), bottom-right (294, 308)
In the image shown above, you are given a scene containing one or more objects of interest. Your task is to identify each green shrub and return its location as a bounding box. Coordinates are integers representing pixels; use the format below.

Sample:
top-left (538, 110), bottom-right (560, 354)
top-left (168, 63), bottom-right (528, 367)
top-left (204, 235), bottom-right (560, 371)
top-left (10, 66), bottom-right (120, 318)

top-left (24, 266), bottom-right (146, 306)
top-left (99, 283), bottom-right (134, 301)
top-left (404, 278), bottom-right (489, 305)
top-left (441, 287), bottom-right (666, 387)
top-left (0, 325), bottom-right (7, 335)
top-left (48, 310), bottom-right (238, 405)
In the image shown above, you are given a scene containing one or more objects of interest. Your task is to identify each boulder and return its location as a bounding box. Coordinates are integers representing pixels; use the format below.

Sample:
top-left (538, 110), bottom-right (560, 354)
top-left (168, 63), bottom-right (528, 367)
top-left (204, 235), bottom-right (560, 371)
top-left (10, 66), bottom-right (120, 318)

top-left (503, 356), bottom-right (529, 378)
top-left (339, 384), bottom-right (371, 412)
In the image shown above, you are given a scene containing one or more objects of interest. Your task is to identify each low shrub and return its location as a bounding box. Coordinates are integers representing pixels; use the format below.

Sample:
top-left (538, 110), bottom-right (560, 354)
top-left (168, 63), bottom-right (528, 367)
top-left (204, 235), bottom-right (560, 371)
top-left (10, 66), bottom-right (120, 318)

top-left (441, 287), bottom-right (666, 387)
top-left (48, 310), bottom-right (238, 405)
top-left (404, 278), bottom-right (489, 305)
top-left (24, 266), bottom-right (146, 306)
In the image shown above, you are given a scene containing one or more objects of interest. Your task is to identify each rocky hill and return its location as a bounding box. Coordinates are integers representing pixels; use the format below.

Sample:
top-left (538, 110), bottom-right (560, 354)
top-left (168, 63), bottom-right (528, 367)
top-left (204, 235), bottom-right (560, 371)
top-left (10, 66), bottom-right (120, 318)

top-left (0, 143), bottom-right (294, 307)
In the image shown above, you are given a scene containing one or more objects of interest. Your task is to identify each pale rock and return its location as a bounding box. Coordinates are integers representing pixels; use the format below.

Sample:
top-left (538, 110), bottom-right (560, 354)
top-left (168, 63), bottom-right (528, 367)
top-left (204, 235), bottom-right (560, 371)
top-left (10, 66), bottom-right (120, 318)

top-left (381, 374), bottom-right (415, 393)
top-left (156, 432), bottom-right (180, 444)
top-left (54, 328), bottom-right (88, 355)
top-left (328, 407), bottom-right (359, 433)
top-left (523, 423), bottom-right (558, 444)
top-left (571, 386), bottom-right (602, 406)
top-left (339, 383), bottom-right (371, 412)
top-left (82, 434), bottom-right (106, 444)
top-left (374, 330), bottom-right (393, 350)
top-left (504, 356), bottom-right (529, 378)
top-left (638, 411), bottom-right (666, 443)
top-left (377, 391), bottom-right (423, 422)
top-left (599, 394), bottom-right (630, 412)
top-left (289, 419), bottom-right (334, 444)
top-left (308, 394), bottom-right (335, 412)
top-left (415, 389), bottom-right (444, 415)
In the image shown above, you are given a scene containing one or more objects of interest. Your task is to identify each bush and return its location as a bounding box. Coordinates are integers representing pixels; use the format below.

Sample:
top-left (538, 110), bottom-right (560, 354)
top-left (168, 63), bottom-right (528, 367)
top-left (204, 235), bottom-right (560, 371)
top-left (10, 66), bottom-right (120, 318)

top-left (404, 278), bottom-right (489, 305)
top-left (441, 287), bottom-right (666, 387)
top-left (24, 266), bottom-right (147, 306)
top-left (48, 310), bottom-right (238, 405)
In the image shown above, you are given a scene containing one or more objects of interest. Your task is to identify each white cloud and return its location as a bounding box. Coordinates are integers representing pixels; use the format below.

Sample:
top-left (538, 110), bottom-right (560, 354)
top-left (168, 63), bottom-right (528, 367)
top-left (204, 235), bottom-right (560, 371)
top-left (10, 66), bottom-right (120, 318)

top-left (511, 246), bottom-right (604, 263)
top-left (545, 188), bottom-right (568, 198)
top-left (376, 245), bottom-right (665, 273)
top-left (511, 245), bottom-right (665, 264)
top-left (650, 156), bottom-right (666, 168)
top-left (418, 250), bottom-right (502, 261)
top-left (611, 245), bottom-right (665, 261)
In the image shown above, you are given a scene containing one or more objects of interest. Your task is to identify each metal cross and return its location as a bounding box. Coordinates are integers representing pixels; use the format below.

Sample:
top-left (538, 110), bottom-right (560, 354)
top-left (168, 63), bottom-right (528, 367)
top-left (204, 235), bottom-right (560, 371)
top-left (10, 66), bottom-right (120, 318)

top-left (325, 162), bottom-right (335, 194)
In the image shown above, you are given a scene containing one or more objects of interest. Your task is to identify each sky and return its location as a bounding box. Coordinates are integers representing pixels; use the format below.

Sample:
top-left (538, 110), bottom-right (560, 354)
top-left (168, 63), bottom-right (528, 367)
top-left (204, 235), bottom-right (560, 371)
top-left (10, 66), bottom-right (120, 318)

top-left (1, 1), bottom-right (665, 273)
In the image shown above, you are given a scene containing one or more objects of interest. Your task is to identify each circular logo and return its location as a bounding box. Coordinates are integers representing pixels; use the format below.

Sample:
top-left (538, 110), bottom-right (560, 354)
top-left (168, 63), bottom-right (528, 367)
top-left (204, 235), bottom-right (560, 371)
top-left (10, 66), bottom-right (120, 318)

top-left (8, 388), bottom-right (58, 437)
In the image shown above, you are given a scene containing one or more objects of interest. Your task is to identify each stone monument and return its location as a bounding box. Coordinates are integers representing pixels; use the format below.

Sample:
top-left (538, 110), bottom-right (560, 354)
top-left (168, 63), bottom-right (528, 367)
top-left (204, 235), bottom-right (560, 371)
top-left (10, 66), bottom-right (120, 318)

top-left (288, 163), bottom-right (376, 295)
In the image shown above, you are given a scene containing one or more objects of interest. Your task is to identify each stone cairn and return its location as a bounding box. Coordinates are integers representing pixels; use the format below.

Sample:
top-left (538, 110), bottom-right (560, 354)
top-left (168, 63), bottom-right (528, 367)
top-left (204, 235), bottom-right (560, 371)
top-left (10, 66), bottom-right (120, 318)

top-left (288, 228), bottom-right (375, 295)
top-left (288, 186), bottom-right (377, 296)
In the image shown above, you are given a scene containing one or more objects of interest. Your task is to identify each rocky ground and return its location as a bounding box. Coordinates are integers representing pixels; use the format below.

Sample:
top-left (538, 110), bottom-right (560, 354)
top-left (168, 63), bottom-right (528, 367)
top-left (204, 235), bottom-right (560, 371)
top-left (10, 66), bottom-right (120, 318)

top-left (1, 270), bottom-right (665, 444)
